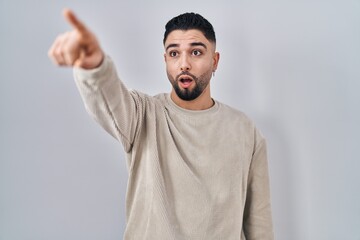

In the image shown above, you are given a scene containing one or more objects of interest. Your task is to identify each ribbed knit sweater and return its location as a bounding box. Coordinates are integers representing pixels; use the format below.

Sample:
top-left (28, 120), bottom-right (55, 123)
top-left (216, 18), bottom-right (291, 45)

top-left (73, 56), bottom-right (274, 240)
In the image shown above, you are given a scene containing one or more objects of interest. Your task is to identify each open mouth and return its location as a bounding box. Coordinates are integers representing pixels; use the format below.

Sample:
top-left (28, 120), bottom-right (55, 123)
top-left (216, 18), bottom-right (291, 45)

top-left (179, 76), bottom-right (193, 88)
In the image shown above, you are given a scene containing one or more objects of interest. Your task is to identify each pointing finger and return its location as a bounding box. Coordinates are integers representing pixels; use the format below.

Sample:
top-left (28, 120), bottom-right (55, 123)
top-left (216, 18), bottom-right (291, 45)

top-left (63, 8), bottom-right (87, 33)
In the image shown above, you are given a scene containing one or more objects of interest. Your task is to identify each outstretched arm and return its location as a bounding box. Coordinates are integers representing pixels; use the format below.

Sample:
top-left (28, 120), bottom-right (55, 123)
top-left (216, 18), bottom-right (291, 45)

top-left (48, 9), bottom-right (144, 153)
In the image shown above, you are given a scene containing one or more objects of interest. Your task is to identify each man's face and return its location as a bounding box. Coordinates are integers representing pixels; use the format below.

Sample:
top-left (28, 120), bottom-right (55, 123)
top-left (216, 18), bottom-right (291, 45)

top-left (164, 29), bottom-right (219, 101)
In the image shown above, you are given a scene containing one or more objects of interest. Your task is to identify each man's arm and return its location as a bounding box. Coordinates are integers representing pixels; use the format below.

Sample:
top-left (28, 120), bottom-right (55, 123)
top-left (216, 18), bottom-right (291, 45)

top-left (73, 56), bottom-right (144, 152)
top-left (243, 130), bottom-right (274, 240)
top-left (48, 9), bottom-right (144, 152)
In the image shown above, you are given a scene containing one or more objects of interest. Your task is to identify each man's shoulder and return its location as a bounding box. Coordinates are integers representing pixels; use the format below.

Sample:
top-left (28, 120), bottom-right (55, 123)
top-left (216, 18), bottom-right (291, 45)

top-left (216, 100), bottom-right (254, 125)
top-left (216, 100), bottom-right (266, 144)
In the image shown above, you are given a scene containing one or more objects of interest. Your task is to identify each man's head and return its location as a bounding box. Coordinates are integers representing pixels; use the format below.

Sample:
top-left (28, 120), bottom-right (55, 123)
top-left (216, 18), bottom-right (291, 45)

top-left (163, 13), bottom-right (219, 109)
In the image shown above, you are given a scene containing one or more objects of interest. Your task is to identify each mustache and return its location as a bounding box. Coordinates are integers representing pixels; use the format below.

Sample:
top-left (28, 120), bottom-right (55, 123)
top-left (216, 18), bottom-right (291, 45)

top-left (175, 71), bottom-right (197, 81)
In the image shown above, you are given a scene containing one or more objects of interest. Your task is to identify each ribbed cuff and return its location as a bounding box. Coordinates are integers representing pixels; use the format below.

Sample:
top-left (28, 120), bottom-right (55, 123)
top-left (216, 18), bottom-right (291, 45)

top-left (73, 55), bottom-right (112, 84)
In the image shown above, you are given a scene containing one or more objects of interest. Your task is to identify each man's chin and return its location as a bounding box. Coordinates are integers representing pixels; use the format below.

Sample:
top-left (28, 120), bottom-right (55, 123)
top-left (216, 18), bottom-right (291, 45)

top-left (175, 89), bottom-right (200, 101)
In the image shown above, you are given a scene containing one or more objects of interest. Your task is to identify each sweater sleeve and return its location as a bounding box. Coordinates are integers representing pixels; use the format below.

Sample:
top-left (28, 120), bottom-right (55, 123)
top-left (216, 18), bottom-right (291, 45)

top-left (243, 129), bottom-right (274, 240)
top-left (73, 56), bottom-right (144, 153)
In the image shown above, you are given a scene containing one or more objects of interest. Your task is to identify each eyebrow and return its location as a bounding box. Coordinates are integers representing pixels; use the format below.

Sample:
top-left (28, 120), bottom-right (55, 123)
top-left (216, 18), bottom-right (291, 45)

top-left (165, 42), bottom-right (207, 51)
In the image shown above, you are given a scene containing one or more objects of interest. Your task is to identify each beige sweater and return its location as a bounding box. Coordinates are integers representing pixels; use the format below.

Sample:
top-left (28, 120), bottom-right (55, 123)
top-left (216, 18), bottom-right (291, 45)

top-left (74, 56), bottom-right (274, 240)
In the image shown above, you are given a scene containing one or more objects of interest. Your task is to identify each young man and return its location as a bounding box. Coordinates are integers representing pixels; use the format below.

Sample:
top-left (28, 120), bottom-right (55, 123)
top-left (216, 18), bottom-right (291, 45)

top-left (49, 9), bottom-right (274, 240)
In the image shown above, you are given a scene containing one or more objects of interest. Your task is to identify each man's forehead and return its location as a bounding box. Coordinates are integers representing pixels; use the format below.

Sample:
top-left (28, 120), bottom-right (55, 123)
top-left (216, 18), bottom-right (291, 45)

top-left (164, 29), bottom-right (211, 46)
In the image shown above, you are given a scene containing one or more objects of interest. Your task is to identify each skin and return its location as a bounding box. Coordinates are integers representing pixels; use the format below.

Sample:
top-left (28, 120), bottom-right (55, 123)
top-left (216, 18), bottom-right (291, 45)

top-left (48, 9), bottom-right (104, 69)
top-left (48, 9), bottom-right (220, 110)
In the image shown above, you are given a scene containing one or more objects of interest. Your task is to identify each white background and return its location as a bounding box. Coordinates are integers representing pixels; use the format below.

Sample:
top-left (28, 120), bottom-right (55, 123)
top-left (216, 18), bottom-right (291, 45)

top-left (1, 0), bottom-right (359, 239)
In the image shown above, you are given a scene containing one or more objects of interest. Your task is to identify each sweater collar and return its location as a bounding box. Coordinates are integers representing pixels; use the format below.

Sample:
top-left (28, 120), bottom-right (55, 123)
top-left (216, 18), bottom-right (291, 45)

top-left (165, 94), bottom-right (220, 117)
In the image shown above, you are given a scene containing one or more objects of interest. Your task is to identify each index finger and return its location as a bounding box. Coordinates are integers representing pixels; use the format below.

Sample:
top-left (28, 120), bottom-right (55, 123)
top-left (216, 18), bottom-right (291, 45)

top-left (63, 8), bottom-right (87, 33)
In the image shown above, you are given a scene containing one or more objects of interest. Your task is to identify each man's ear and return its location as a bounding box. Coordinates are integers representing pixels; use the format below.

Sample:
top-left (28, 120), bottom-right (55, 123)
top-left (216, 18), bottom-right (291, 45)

top-left (213, 52), bottom-right (220, 71)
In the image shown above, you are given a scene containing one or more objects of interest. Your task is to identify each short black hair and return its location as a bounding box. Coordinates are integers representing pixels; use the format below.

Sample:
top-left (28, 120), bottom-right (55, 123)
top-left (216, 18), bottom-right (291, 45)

top-left (163, 12), bottom-right (216, 45)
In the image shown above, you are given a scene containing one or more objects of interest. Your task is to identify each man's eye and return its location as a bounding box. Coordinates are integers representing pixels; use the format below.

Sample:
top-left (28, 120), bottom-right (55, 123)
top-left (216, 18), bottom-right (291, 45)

top-left (170, 51), bottom-right (177, 57)
top-left (192, 50), bottom-right (202, 56)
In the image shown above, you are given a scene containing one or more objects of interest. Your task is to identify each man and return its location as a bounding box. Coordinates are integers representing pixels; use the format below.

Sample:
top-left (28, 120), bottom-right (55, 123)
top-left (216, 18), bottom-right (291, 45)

top-left (49, 9), bottom-right (274, 240)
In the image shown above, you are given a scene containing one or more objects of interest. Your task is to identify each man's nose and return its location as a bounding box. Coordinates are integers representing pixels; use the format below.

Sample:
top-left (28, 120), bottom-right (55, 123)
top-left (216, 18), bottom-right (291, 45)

top-left (180, 55), bottom-right (191, 72)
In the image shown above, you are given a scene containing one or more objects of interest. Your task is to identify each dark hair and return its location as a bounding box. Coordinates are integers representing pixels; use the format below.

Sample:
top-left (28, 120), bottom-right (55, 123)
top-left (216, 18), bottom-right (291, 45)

top-left (163, 12), bottom-right (216, 45)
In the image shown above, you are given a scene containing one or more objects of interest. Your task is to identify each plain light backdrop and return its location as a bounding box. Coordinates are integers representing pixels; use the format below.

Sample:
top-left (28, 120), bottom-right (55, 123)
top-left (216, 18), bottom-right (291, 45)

top-left (1, 0), bottom-right (359, 239)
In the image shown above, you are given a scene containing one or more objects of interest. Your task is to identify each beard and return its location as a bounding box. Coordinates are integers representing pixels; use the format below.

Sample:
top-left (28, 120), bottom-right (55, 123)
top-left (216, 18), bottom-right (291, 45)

top-left (167, 70), bottom-right (212, 101)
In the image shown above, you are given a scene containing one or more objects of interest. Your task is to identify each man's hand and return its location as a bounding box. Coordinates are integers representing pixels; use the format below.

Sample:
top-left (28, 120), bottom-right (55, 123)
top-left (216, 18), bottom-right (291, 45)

top-left (48, 9), bottom-right (104, 69)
